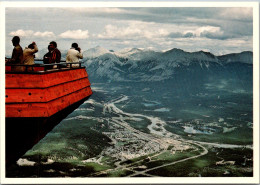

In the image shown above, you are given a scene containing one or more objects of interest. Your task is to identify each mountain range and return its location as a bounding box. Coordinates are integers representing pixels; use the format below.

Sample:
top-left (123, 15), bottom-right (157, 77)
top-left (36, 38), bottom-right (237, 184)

top-left (80, 46), bottom-right (253, 82)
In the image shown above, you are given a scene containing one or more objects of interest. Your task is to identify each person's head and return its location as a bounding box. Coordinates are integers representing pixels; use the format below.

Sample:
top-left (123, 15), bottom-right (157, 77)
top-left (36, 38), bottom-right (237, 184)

top-left (12, 36), bottom-right (20, 46)
top-left (47, 45), bottom-right (51, 51)
top-left (71, 43), bottom-right (78, 49)
top-left (49, 41), bottom-right (57, 50)
top-left (28, 43), bottom-right (34, 49)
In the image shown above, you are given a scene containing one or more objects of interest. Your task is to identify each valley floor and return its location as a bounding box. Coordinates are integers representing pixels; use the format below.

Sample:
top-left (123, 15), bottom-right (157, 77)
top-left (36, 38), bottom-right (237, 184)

top-left (6, 83), bottom-right (253, 177)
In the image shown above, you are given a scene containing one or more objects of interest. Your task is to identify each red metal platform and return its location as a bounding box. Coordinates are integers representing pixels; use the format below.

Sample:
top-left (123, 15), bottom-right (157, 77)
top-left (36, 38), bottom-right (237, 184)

top-left (6, 67), bottom-right (92, 118)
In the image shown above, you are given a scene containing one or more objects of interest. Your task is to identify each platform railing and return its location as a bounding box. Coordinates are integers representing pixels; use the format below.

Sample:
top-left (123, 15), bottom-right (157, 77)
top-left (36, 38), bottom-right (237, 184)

top-left (5, 59), bottom-right (85, 73)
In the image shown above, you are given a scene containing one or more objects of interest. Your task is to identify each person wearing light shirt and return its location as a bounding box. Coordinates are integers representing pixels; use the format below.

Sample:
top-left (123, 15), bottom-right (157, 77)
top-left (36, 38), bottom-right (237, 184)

top-left (22, 42), bottom-right (38, 71)
top-left (22, 42), bottom-right (38, 65)
top-left (66, 43), bottom-right (83, 68)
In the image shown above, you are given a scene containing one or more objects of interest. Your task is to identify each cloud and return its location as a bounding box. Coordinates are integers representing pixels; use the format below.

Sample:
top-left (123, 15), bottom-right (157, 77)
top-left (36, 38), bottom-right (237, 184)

top-left (184, 26), bottom-right (223, 38)
top-left (9, 29), bottom-right (34, 37)
top-left (219, 8), bottom-right (252, 21)
top-left (59, 30), bottom-right (89, 39)
top-left (34, 31), bottom-right (55, 38)
top-left (97, 22), bottom-right (169, 40)
top-left (168, 32), bottom-right (184, 38)
top-left (168, 31), bottom-right (195, 38)
top-left (98, 24), bottom-right (141, 39)
top-left (9, 29), bottom-right (55, 38)
top-left (66, 7), bottom-right (126, 14)
top-left (196, 26), bottom-right (222, 35)
top-left (168, 26), bottom-right (229, 40)
top-left (138, 7), bottom-right (252, 25)
top-left (183, 32), bottom-right (194, 38)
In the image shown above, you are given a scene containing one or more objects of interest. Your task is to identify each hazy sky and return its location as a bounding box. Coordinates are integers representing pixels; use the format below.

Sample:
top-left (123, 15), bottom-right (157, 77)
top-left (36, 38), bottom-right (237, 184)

top-left (5, 6), bottom-right (253, 56)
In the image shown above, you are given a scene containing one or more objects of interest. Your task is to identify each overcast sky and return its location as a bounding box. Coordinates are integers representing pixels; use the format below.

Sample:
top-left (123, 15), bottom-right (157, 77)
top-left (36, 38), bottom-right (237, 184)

top-left (5, 6), bottom-right (253, 56)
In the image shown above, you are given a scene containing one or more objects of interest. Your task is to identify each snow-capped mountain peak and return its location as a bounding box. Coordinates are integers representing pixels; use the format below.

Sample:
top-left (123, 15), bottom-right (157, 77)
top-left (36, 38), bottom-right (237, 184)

top-left (114, 48), bottom-right (143, 58)
top-left (83, 46), bottom-right (111, 59)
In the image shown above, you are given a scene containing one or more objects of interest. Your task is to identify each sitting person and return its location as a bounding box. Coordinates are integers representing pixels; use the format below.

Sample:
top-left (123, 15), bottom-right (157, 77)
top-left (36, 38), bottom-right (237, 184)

top-left (22, 42), bottom-right (38, 71)
top-left (66, 43), bottom-right (83, 68)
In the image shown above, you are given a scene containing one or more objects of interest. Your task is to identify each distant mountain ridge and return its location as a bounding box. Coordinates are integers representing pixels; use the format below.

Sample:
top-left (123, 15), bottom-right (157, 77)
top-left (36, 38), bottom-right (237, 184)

top-left (78, 46), bottom-right (252, 82)
top-left (83, 46), bottom-right (252, 64)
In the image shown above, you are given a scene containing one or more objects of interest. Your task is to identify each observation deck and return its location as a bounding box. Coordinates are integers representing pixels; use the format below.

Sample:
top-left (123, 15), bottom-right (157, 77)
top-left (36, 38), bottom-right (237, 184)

top-left (5, 61), bottom-right (93, 166)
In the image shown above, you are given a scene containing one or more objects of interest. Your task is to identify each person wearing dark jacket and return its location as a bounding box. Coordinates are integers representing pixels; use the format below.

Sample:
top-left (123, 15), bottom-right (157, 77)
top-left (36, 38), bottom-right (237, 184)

top-left (8, 36), bottom-right (23, 64)
top-left (43, 41), bottom-right (61, 69)
top-left (49, 41), bottom-right (61, 65)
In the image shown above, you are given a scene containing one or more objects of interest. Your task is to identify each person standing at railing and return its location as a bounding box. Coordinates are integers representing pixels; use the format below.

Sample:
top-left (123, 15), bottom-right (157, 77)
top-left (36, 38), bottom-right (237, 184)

top-left (66, 43), bottom-right (83, 68)
top-left (22, 42), bottom-right (38, 71)
top-left (49, 41), bottom-right (61, 69)
top-left (5, 36), bottom-right (24, 71)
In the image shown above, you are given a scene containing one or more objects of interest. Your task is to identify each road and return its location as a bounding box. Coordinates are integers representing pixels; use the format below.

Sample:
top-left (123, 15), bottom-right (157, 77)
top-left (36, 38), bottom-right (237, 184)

top-left (127, 141), bottom-right (208, 177)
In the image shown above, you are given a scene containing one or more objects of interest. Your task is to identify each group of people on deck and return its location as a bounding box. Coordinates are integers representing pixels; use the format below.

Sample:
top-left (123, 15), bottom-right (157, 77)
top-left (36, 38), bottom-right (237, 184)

top-left (6, 36), bottom-right (83, 71)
